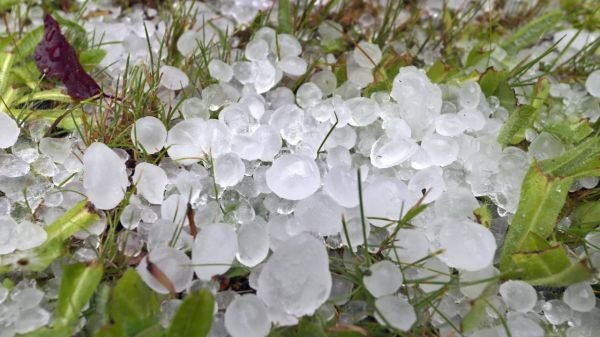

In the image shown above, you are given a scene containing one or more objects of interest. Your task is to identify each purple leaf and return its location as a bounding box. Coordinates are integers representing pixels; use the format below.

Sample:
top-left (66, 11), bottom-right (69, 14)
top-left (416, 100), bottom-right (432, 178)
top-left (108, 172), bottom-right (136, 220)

top-left (34, 15), bottom-right (101, 101)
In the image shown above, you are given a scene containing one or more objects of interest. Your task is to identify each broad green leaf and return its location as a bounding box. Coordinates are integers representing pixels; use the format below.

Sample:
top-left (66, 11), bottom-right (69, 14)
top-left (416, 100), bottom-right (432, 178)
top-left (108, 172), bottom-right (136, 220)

top-left (54, 262), bottom-right (104, 329)
top-left (277, 0), bottom-right (293, 34)
top-left (136, 324), bottom-right (166, 337)
top-left (511, 244), bottom-right (592, 285)
top-left (497, 78), bottom-right (549, 146)
top-left (0, 51), bottom-right (14, 95)
top-left (544, 119), bottom-right (593, 144)
top-left (166, 289), bottom-right (214, 337)
top-left (320, 38), bottom-right (346, 54)
top-left (108, 269), bottom-right (160, 336)
top-left (0, 200), bottom-right (100, 274)
top-left (14, 89), bottom-right (72, 105)
top-left (426, 60), bottom-right (449, 83)
top-left (540, 137), bottom-right (600, 177)
top-left (465, 45), bottom-right (491, 68)
top-left (473, 203), bottom-right (492, 228)
top-left (497, 105), bottom-right (535, 146)
top-left (11, 61), bottom-right (41, 89)
top-left (0, 0), bottom-right (18, 12)
top-left (499, 164), bottom-right (573, 271)
top-left (80, 49), bottom-right (107, 72)
top-left (18, 326), bottom-right (72, 337)
top-left (14, 26), bottom-right (44, 58)
top-left (95, 324), bottom-right (125, 337)
top-left (495, 79), bottom-right (517, 110)
top-left (85, 283), bottom-right (112, 337)
top-left (501, 10), bottom-right (564, 54)
top-left (568, 201), bottom-right (600, 237)
top-left (478, 69), bottom-right (516, 110)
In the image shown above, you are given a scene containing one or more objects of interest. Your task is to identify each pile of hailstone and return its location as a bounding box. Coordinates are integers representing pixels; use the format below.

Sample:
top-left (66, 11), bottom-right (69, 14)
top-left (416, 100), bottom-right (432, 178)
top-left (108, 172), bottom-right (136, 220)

top-left (1, 3), bottom-right (600, 337)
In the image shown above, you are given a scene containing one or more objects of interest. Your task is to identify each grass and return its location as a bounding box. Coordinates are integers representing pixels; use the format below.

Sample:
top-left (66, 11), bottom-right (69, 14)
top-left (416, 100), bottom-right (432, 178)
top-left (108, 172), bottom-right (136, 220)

top-left (0, 0), bottom-right (600, 336)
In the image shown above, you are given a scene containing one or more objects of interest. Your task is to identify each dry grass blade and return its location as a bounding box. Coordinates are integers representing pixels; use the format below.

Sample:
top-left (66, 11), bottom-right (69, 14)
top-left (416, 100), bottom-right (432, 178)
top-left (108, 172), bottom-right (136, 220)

top-left (146, 256), bottom-right (177, 297)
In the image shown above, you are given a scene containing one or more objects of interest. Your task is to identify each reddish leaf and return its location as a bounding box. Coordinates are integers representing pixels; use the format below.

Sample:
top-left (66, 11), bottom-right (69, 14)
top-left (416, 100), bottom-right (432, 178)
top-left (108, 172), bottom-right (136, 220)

top-left (34, 14), bottom-right (101, 100)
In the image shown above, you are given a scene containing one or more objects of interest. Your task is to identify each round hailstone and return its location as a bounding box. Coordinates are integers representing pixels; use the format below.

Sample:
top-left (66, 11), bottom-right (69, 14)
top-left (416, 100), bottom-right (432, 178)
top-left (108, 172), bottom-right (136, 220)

top-left (236, 218), bottom-right (269, 267)
top-left (160, 194), bottom-right (188, 225)
top-left (563, 282), bottom-right (596, 312)
top-left (166, 118), bottom-right (206, 165)
top-left (208, 59), bottom-right (233, 82)
top-left (386, 229), bottom-right (429, 264)
top-left (257, 233), bottom-right (332, 317)
top-left (136, 247), bottom-right (194, 294)
top-left (83, 142), bottom-right (129, 210)
top-left (13, 307), bottom-right (51, 334)
top-left (271, 34), bottom-right (302, 58)
top-left (219, 104), bottom-right (251, 135)
top-left (370, 135), bottom-right (418, 168)
top-left (528, 132), bottom-right (564, 160)
top-left (363, 260), bottom-right (403, 298)
top-left (120, 204), bottom-right (142, 230)
top-left (0, 217), bottom-right (16, 254)
top-left (192, 223), bottom-right (238, 280)
top-left (214, 153), bottom-right (245, 187)
top-left (159, 65), bottom-right (189, 90)
top-left (179, 97), bottom-right (210, 120)
top-left (585, 69), bottom-right (600, 97)
top-left (346, 97), bottom-right (379, 127)
top-left (363, 178), bottom-right (418, 227)
top-left (499, 281), bottom-right (537, 313)
top-left (198, 120), bottom-right (233, 157)
top-left (435, 113), bottom-right (467, 137)
top-left (0, 112), bottom-right (20, 149)
top-left (296, 82), bottom-right (323, 109)
top-left (245, 39), bottom-right (269, 61)
top-left (254, 60), bottom-right (278, 94)
top-left (323, 166), bottom-right (359, 208)
top-left (278, 56), bottom-right (307, 76)
top-left (542, 299), bottom-right (572, 325)
top-left (311, 70), bottom-right (337, 96)
top-left (12, 221), bottom-right (47, 250)
top-left (252, 125), bottom-right (281, 162)
top-left (457, 81), bottom-right (482, 109)
top-left (374, 295), bottom-right (416, 332)
top-left (407, 166), bottom-right (446, 203)
top-left (391, 66), bottom-right (442, 140)
top-left (294, 192), bottom-right (343, 236)
top-left (38, 137), bottom-right (71, 164)
top-left (421, 134), bottom-right (459, 167)
top-left (176, 30), bottom-right (201, 57)
top-left (131, 117), bottom-right (167, 154)
top-left (224, 294), bottom-right (270, 337)
top-left (353, 41), bottom-right (382, 69)
top-left (266, 154), bottom-right (320, 200)
top-left (341, 217), bottom-right (368, 251)
top-left (439, 220), bottom-right (496, 271)
top-left (132, 162), bottom-right (168, 204)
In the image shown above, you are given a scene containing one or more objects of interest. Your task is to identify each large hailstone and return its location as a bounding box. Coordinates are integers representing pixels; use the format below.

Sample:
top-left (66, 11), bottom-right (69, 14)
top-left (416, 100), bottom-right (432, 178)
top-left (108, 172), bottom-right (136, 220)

top-left (363, 260), bottom-right (403, 298)
top-left (136, 247), bottom-right (194, 294)
top-left (159, 65), bottom-right (189, 90)
top-left (131, 116), bottom-right (167, 154)
top-left (132, 162), bottom-right (168, 204)
top-left (374, 295), bottom-right (416, 332)
top-left (257, 233), bottom-right (332, 317)
top-left (166, 118), bottom-right (206, 165)
top-left (266, 154), bottom-right (320, 200)
top-left (294, 192), bottom-right (342, 236)
top-left (83, 142), bottom-right (129, 210)
top-left (0, 111), bottom-right (20, 149)
top-left (438, 220), bottom-right (496, 271)
top-left (391, 66), bottom-right (442, 140)
top-left (192, 223), bottom-right (238, 280)
top-left (224, 294), bottom-right (271, 337)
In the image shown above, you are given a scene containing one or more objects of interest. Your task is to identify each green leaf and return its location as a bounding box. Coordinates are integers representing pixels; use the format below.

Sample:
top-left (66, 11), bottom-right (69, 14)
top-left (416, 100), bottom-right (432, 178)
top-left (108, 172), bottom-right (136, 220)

top-left (54, 262), bottom-right (104, 330)
top-left (277, 0), bottom-right (293, 34)
top-left (85, 283), bottom-right (112, 336)
top-left (568, 201), bottom-right (600, 236)
top-left (497, 105), bottom-right (535, 146)
top-left (14, 26), bottom-right (44, 58)
top-left (499, 164), bottom-right (573, 272)
top-left (540, 137), bottom-right (600, 178)
top-left (0, 200), bottom-right (100, 274)
top-left (426, 60), bottom-right (449, 83)
top-left (108, 269), bottom-right (161, 336)
top-left (95, 324), bottom-right (126, 337)
top-left (465, 45), bottom-right (491, 68)
top-left (166, 289), bottom-right (214, 337)
top-left (0, 0), bottom-right (18, 12)
top-left (473, 203), bottom-right (492, 228)
top-left (11, 61), bottom-right (41, 89)
top-left (544, 119), bottom-right (593, 144)
top-left (0, 51), bottom-right (14, 96)
top-left (511, 244), bottom-right (593, 285)
top-left (501, 10), bottom-right (564, 54)
top-left (320, 38), bottom-right (346, 54)
top-left (14, 89), bottom-right (72, 105)
top-left (80, 49), bottom-right (107, 72)
top-left (478, 69), bottom-right (516, 110)
top-left (17, 326), bottom-right (72, 337)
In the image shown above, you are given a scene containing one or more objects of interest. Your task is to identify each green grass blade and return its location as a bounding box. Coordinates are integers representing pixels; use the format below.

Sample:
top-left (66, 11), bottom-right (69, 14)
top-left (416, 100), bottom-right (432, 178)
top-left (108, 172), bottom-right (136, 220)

top-left (14, 25), bottom-right (44, 58)
top-left (501, 10), bottom-right (564, 54)
top-left (0, 52), bottom-right (14, 96)
top-left (278, 0), bottom-right (293, 34)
